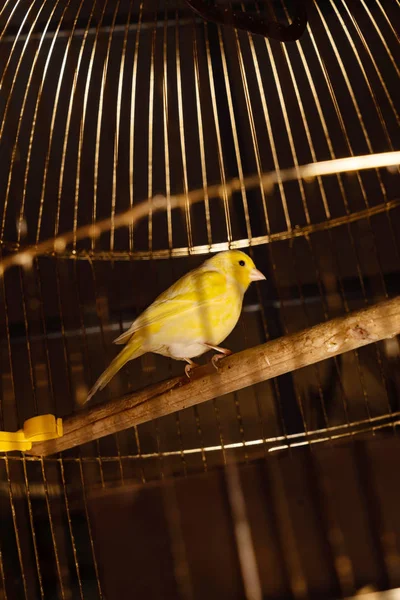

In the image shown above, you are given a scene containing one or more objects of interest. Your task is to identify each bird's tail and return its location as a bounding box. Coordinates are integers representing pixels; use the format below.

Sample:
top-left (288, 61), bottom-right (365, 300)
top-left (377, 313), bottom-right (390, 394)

top-left (86, 338), bottom-right (143, 403)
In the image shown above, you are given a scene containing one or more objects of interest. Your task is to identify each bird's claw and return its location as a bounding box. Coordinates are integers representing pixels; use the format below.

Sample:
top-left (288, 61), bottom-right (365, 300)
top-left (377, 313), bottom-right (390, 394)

top-left (185, 362), bottom-right (199, 379)
top-left (211, 351), bottom-right (232, 370)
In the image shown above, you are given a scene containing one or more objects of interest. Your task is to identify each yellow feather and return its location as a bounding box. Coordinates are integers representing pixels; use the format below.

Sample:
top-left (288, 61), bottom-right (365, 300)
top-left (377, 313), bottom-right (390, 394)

top-left (86, 338), bottom-right (143, 403)
top-left (113, 270), bottom-right (227, 344)
top-left (86, 250), bottom-right (265, 402)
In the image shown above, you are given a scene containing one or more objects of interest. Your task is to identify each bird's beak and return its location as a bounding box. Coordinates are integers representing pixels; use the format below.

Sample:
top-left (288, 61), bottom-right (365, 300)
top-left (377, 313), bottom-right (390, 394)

top-left (250, 268), bottom-right (266, 281)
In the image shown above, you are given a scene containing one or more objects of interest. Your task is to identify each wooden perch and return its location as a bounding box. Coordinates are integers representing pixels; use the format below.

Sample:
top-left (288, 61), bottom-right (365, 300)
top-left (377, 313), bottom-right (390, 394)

top-left (28, 296), bottom-right (400, 457)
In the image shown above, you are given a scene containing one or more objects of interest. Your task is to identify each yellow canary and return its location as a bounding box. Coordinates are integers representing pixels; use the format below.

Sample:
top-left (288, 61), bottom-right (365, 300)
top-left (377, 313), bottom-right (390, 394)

top-left (86, 250), bottom-right (265, 402)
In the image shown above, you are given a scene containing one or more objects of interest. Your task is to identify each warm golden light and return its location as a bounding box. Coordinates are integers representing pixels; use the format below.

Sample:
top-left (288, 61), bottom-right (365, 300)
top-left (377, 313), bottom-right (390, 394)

top-left (0, 150), bottom-right (398, 274)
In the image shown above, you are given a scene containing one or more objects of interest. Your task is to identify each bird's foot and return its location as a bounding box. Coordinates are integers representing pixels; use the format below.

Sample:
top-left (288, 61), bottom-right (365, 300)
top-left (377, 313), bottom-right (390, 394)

top-left (203, 343), bottom-right (232, 371)
top-left (210, 349), bottom-right (232, 370)
top-left (184, 361), bottom-right (200, 379)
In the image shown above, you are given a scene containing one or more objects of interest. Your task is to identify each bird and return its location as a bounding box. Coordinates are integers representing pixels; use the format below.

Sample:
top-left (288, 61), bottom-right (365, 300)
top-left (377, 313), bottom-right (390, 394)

top-left (86, 250), bottom-right (266, 403)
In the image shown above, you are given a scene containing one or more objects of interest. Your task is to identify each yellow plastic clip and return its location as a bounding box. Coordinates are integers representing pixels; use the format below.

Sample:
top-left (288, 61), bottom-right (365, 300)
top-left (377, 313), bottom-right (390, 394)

top-left (0, 415), bottom-right (63, 452)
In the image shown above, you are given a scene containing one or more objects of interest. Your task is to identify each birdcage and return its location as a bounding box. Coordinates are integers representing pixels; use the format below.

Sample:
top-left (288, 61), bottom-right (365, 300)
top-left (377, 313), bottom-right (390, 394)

top-left (0, 0), bottom-right (399, 597)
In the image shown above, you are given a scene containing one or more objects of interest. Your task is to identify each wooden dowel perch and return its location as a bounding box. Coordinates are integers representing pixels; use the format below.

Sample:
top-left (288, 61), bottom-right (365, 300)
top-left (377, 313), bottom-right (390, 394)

top-left (29, 296), bottom-right (400, 457)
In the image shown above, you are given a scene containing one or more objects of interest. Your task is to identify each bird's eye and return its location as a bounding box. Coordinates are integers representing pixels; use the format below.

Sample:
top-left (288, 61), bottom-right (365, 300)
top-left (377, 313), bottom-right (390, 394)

top-left (239, 260), bottom-right (245, 267)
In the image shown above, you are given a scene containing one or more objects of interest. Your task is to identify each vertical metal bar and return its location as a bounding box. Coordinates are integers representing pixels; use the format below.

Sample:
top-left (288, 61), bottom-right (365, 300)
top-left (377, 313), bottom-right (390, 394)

top-left (59, 257), bottom-right (103, 597)
top-left (0, 0), bottom-right (36, 129)
top-left (175, 10), bottom-right (193, 250)
top-left (18, 268), bottom-right (38, 415)
top-left (110, 0), bottom-right (135, 252)
top-left (58, 458), bottom-right (84, 600)
top-left (203, 25), bottom-right (233, 244)
top-left (341, 0), bottom-right (399, 122)
top-left (289, 246), bottom-right (331, 430)
top-left (174, 412), bottom-right (188, 476)
top-left (125, 0), bottom-right (145, 470)
top-left (72, 260), bottom-right (93, 408)
top-left (92, 0), bottom-right (121, 252)
top-left (87, 258), bottom-right (124, 483)
top-left (133, 425), bottom-right (146, 483)
top-left (362, 2), bottom-right (398, 73)
top-left (18, 267), bottom-right (47, 596)
top-left (7, 0), bottom-right (65, 245)
top-left (77, 459), bottom-right (103, 598)
top-left (0, 0), bottom-right (44, 238)
top-left (3, 457), bottom-right (29, 599)
top-left (0, 0), bottom-right (14, 20)
top-left (192, 23), bottom-right (212, 247)
top-left (239, 319), bottom-right (268, 458)
top-left (128, 1), bottom-right (145, 252)
top-left (82, 262), bottom-right (109, 490)
top-left (39, 458), bottom-right (66, 599)
top-left (34, 259), bottom-right (66, 596)
top-left (193, 406), bottom-right (208, 472)
top-left (154, 418), bottom-right (166, 480)
top-left (54, 261), bottom-right (85, 599)
top-left (73, 258), bottom-right (106, 492)
top-left (35, 0), bottom-right (89, 243)
top-left (21, 459), bottom-right (44, 598)
top-left (333, 0), bottom-right (398, 136)
top-left (0, 257), bottom-right (31, 598)
top-left (233, 391), bottom-right (248, 462)
top-left (0, 541), bottom-right (7, 600)
top-left (147, 4), bottom-right (158, 254)
top-left (215, 26), bottom-right (253, 241)
top-left (212, 397), bottom-right (227, 465)
top-left (375, 0), bottom-right (400, 41)
top-left (162, 3), bottom-right (173, 249)
top-left (70, 0), bottom-right (109, 249)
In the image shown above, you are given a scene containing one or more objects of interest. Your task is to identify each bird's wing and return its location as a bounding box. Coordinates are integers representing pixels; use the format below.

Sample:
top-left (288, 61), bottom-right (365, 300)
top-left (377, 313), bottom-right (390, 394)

top-left (113, 269), bottom-right (227, 345)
